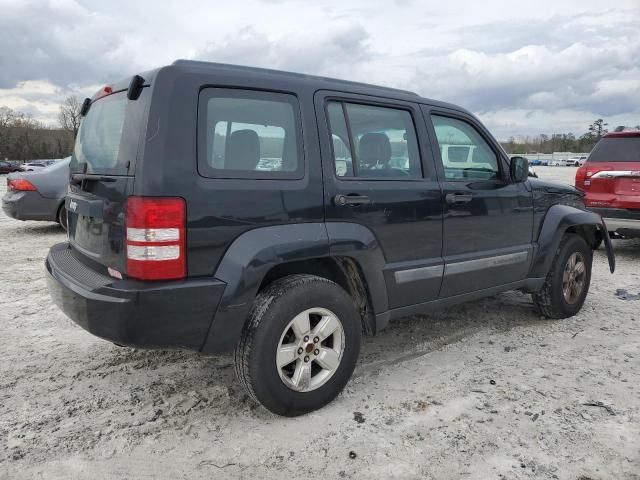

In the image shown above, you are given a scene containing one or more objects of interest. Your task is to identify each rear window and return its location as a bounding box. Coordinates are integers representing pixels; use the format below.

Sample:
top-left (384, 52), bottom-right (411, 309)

top-left (71, 88), bottom-right (149, 175)
top-left (198, 88), bottom-right (303, 179)
top-left (588, 137), bottom-right (640, 163)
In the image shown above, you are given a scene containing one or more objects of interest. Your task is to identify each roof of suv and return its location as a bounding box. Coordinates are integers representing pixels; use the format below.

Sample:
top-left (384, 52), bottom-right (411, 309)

top-left (166, 60), bottom-right (466, 112)
top-left (604, 130), bottom-right (640, 138)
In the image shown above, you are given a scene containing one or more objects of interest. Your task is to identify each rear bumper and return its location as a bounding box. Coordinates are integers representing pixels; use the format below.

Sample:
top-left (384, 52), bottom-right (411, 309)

top-left (590, 208), bottom-right (640, 236)
top-left (604, 217), bottom-right (640, 233)
top-left (46, 242), bottom-right (226, 351)
top-left (2, 190), bottom-right (60, 221)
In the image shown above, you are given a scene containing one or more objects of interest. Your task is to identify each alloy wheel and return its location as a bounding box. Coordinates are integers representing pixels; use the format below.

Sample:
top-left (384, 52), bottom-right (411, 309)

top-left (562, 252), bottom-right (586, 304)
top-left (276, 307), bottom-right (345, 392)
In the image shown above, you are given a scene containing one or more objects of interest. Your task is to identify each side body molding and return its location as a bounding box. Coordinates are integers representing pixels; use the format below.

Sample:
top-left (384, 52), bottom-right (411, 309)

top-left (201, 223), bottom-right (330, 352)
top-left (529, 204), bottom-right (615, 277)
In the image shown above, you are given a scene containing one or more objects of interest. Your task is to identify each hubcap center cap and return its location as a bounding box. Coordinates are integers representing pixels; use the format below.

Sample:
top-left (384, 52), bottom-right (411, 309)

top-left (305, 343), bottom-right (315, 354)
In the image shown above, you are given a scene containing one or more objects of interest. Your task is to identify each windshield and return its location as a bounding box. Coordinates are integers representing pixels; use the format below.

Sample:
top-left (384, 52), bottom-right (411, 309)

top-left (588, 137), bottom-right (640, 163)
top-left (71, 88), bottom-right (149, 175)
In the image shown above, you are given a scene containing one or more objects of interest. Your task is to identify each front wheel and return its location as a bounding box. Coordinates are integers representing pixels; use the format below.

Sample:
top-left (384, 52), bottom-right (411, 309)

top-left (533, 234), bottom-right (592, 318)
top-left (234, 274), bottom-right (361, 416)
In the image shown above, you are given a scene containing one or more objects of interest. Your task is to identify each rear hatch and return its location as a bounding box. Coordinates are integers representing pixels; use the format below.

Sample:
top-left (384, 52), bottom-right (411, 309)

top-left (67, 85), bottom-right (150, 275)
top-left (576, 133), bottom-right (640, 209)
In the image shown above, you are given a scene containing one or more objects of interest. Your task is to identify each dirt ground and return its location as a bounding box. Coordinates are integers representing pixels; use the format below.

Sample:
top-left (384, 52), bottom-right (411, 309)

top-left (1, 166), bottom-right (639, 480)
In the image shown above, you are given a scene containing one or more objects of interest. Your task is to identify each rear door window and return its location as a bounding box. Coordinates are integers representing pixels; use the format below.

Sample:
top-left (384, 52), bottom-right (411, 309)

top-left (326, 101), bottom-right (422, 179)
top-left (588, 137), bottom-right (640, 162)
top-left (198, 89), bottom-right (303, 179)
top-left (71, 88), bottom-right (149, 175)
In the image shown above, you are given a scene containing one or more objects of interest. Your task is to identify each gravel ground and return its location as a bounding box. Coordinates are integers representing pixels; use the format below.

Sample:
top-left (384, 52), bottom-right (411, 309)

top-left (1, 166), bottom-right (639, 480)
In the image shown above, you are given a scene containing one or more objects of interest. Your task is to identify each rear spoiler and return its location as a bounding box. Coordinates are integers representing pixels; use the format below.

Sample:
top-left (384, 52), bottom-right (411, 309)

top-left (80, 75), bottom-right (146, 117)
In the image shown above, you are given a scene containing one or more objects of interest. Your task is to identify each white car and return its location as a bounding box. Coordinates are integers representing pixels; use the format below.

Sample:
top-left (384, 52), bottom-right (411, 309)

top-left (20, 160), bottom-right (58, 172)
top-left (549, 157), bottom-right (586, 167)
top-left (566, 156), bottom-right (587, 166)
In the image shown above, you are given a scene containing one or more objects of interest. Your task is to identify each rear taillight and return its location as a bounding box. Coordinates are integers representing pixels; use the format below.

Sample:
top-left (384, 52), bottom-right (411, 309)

top-left (575, 166), bottom-right (587, 190)
top-left (125, 197), bottom-right (186, 280)
top-left (8, 178), bottom-right (37, 191)
top-left (575, 165), bottom-right (613, 190)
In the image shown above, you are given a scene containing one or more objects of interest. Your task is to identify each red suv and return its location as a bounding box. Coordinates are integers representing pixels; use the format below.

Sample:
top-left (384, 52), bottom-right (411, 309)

top-left (576, 130), bottom-right (640, 238)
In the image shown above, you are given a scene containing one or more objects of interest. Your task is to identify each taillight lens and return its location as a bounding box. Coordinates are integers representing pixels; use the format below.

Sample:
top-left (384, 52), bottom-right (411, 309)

top-left (125, 197), bottom-right (186, 280)
top-left (8, 178), bottom-right (37, 191)
top-left (575, 166), bottom-right (587, 190)
top-left (575, 165), bottom-right (613, 190)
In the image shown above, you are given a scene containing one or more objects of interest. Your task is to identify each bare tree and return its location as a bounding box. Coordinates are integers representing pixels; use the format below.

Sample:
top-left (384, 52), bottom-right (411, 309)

top-left (58, 95), bottom-right (82, 139)
top-left (0, 107), bottom-right (15, 159)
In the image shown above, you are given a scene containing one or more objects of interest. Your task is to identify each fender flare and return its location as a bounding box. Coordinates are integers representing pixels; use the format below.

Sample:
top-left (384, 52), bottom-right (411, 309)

top-left (200, 222), bottom-right (388, 353)
top-left (529, 204), bottom-right (615, 278)
top-left (324, 222), bottom-right (388, 314)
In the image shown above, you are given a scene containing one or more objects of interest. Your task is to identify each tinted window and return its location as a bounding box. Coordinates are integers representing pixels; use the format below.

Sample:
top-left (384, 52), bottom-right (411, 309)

top-left (332, 134), bottom-right (352, 177)
top-left (327, 101), bottom-right (422, 179)
top-left (431, 115), bottom-right (500, 180)
top-left (588, 137), bottom-right (640, 162)
top-left (199, 90), bottom-right (303, 179)
top-left (327, 102), bottom-right (354, 177)
top-left (71, 89), bottom-right (149, 175)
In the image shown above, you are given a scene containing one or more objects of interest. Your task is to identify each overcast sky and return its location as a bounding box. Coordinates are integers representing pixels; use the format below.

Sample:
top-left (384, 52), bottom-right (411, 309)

top-left (1, 0), bottom-right (638, 139)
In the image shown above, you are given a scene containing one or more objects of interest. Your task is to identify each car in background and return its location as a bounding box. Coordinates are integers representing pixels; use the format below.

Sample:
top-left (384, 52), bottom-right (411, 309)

top-left (0, 161), bottom-right (22, 174)
top-left (21, 162), bottom-right (46, 171)
top-left (567, 155), bottom-right (588, 167)
top-left (2, 157), bottom-right (71, 229)
top-left (20, 160), bottom-right (58, 171)
top-left (550, 157), bottom-right (582, 167)
top-left (527, 158), bottom-right (549, 166)
top-left (575, 130), bottom-right (640, 238)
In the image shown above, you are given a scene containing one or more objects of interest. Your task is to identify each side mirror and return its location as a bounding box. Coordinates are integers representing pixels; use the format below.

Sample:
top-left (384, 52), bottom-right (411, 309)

top-left (510, 156), bottom-right (529, 183)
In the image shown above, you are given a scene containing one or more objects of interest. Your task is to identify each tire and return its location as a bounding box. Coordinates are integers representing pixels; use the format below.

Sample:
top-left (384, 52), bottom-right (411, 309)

top-left (234, 274), bottom-right (361, 416)
top-left (57, 204), bottom-right (68, 231)
top-left (533, 234), bottom-right (592, 319)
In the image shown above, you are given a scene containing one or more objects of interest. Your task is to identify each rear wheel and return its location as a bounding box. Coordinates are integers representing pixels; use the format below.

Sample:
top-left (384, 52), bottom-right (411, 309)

top-left (57, 204), bottom-right (67, 231)
top-left (234, 274), bottom-right (361, 416)
top-left (533, 234), bottom-right (592, 318)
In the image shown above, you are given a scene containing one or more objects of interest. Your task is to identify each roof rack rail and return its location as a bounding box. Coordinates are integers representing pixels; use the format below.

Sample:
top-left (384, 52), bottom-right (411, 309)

top-left (171, 59), bottom-right (419, 97)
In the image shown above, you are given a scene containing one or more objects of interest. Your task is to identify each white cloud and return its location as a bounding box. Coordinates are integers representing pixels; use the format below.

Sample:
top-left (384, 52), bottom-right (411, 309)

top-left (195, 22), bottom-right (371, 78)
top-left (0, 0), bottom-right (638, 136)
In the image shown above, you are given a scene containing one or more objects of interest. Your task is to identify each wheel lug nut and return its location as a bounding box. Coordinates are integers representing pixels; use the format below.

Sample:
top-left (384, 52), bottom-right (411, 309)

top-left (297, 347), bottom-right (303, 354)
top-left (303, 336), bottom-right (309, 342)
top-left (304, 356), bottom-right (310, 362)
top-left (314, 349), bottom-right (319, 355)
top-left (313, 337), bottom-right (319, 343)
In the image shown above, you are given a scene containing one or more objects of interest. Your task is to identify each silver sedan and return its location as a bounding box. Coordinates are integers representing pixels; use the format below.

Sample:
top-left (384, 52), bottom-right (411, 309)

top-left (2, 157), bottom-right (70, 229)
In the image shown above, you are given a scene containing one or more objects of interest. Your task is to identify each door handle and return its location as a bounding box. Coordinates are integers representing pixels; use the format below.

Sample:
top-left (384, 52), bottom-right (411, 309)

top-left (334, 194), bottom-right (371, 206)
top-left (445, 192), bottom-right (473, 204)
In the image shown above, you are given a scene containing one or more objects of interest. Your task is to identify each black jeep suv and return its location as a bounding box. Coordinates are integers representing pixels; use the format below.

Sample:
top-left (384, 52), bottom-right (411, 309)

top-left (46, 61), bottom-right (615, 416)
